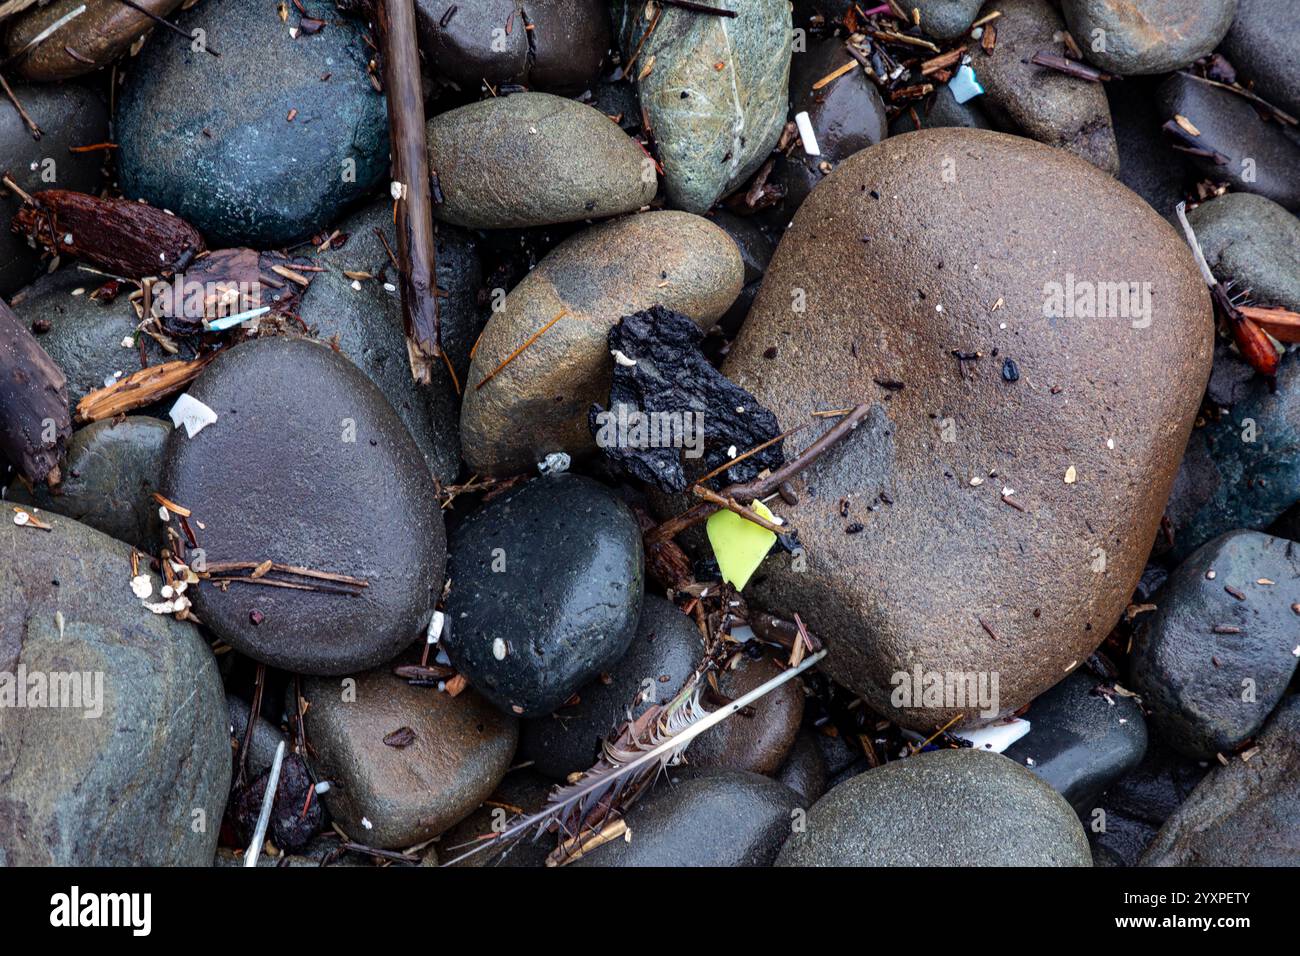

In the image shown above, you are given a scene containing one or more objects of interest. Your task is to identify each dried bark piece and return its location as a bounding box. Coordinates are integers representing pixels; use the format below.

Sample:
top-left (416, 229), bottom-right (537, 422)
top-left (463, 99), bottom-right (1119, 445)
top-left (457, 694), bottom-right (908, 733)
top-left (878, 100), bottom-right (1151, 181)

top-left (0, 297), bottom-right (70, 484)
top-left (11, 189), bottom-right (205, 279)
top-left (74, 353), bottom-right (213, 424)
top-left (151, 247), bottom-right (314, 336)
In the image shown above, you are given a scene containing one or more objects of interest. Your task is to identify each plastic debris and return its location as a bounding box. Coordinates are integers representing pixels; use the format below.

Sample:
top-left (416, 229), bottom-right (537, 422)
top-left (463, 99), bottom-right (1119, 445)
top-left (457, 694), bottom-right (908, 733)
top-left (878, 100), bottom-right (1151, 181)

top-left (205, 305), bottom-right (270, 332)
top-left (169, 393), bottom-right (218, 438)
top-left (953, 717), bottom-right (1031, 753)
top-left (949, 63), bottom-right (984, 104)
top-left (706, 499), bottom-right (780, 591)
top-left (538, 452), bottom-right (571, 475)
top-left (426, 609), bottom-right (445, 644)
top-left (794, 110), bottom-right (821, 156)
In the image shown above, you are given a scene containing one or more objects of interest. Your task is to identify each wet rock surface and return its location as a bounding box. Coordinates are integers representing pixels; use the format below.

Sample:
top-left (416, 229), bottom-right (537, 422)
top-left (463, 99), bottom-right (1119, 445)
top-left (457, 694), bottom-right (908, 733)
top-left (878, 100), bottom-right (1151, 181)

top-left (116, 0), bottom-right (388, 247)
top-left (774, 730), bottom-right (829, 803)
top-left (1062, 0), bottom-right (1237, 75)
top-left (443, 474), bottom-right (645, 717)
top-left (426, 92), bottom-right (657, 229)
top-left (1220, 0), bottom-right (1300, 120)
top-left (571, 770), bottom-right (802, 867)
top-left (724, 128), bottom-right (1212, 731)
top-left (1157, 73), bottom-right (1300, 213)
top-left (299, 199), bottom-right (483, 484)
top-left (777, 748), bottom-right (1093, 866)
top-left (1188, 192), bottom-right (1300, 312)
top-left (0, 82), bottom-right (108, 297)
top-left (159, 337), bottom-right (446, 675)
top-left (1108, 78), bottom-right (1194, 223)
top-left (1089, 742), bottom-right (1210, 866)
top-left (437, 769), bottom-right (555, 867)
top-left (415, 0), bottom-right (610, 93)
top-left (6, 416), bottom-right (168, 551)
top-left (1163, 358), bottom-right (1300, 560)
top-left (3, 0), bottom-right (183, 81)
top-left (459, 211), bottom-right (742, 475)
top-left (686, 652), bottom-right (804, 776)
top-left (0, 516), bottom-right (229, 865)
top-left (1131, 531), bottom-right (1300, 759)
top-left (915, 0), bottom-right (982, 40)
top-left (520, 594), bottom-right (701, 778)
top-left (974, 0), bottom-right (1119, 173)
top-left (302, 665), bottom-right (518, 849)
top-left (1003, 670), bottom-right (1148, 812)
top-left (613, 0), bottom-right (791, 213)
top-left (1141, 695), bottom-right (1300, 865)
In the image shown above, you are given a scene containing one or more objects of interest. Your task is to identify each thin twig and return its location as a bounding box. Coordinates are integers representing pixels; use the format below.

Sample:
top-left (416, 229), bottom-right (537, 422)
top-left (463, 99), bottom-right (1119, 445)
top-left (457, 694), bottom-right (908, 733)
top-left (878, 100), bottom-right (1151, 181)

top-left (475, 309), bottom-right (567, 390)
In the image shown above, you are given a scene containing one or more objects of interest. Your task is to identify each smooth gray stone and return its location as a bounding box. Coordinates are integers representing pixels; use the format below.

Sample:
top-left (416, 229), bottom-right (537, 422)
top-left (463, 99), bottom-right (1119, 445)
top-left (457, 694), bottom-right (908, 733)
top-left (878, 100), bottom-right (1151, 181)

top-left (915, 0), bottom-right (982, 40)
top-left (1141, 695), bottom-right (1300, 865)
top-left (300, 199), bottom-right (484, 484)
top-left (520, 594), bottom-right (701, 779)
top-left (1189, 192), bottom-right (1300, 312)
top-left (775, 730), bottom-right (829, 804)
top-left (1158, 72), bottom-right (1300, 212)
top-left (116, 0), bottom-right (388, 247)
top-left (1131, 530), bottom-right (1300, 759)
top-left (158, 337), bottom-right (446, 675)
top-left (1063, 0), bottom-right (1237, 75)
top-left (444, 473), bottom-right (645, 717)
top-left (1221, 0), bottom-right (1300, 120)
top-left (0, 82), bottom-right (108, 297)
top-left (571, 770), bottom-right (801, 867)
top-left (437, 769), bottom-right (556, 867)
top-left (1108, 78), bottom-right (1194, 224)
top-left (0, 515), bottom-right (229, 865)
top-left (7, 416), bottom-right (168, 551)
top-left (776, 748), bottom-right (1093, 866)
top-left (1004, 670), bottom-right (1148, 813)
top-left (226, 693), bottom-right (286, 780)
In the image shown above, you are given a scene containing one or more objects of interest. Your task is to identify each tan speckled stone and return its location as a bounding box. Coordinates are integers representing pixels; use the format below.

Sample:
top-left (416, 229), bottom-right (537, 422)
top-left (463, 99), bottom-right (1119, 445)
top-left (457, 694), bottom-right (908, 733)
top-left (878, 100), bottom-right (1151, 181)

top-left (723, 128), bottom-right (1212, 732)
top-left (460, 210), bottom-right (743, 476)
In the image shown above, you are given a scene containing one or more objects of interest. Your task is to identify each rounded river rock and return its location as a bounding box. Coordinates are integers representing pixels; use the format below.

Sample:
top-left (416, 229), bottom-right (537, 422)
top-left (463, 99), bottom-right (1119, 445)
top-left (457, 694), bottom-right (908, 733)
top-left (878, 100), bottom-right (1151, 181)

top-left (443, 474), bottom-right (645, 718)
top-left (724, 128), bottom-right (1213, 732)
top-left (159, 337), bottom-right (446, 675)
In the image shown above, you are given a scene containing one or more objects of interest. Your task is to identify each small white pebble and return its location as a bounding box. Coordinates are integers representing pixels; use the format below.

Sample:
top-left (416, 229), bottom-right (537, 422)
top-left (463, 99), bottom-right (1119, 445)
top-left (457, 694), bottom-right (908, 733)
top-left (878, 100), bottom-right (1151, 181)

top-left (492, 637), bottom-right (507, 661)
top-left (1106, 438), bottom-right (1115, 450)
top-left (350, 280), bottom-right (362, 291)
top-left (1064, 465), bottom-right (1077, 484)
top-left (13, 511), bottom-right (29, 526)
top-left (969, 476), bottom-right (984, 487)
top-left (727, 445), bottom-right (738, 459)
top-left (361, 817), bottom-right (373, 830)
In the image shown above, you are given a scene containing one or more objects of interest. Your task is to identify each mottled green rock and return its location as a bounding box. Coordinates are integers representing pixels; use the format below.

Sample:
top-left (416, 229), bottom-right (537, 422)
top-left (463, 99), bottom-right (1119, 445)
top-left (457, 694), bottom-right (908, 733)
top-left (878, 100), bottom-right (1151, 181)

top-left (300, 199), bottom-right (484, 483)
top-left (427, 93), bottom-right (657, 229)
top-left (459, 211), bottom-right (742, 476)
top-left (0, 516), bottom-right (229, 866)
top-left (614, 0), bottom-right (791, 212)
top-left (1189, 193), bottom-right (1300, 312)
top-left (116, 0), bottom-right (388, 247)
top-left (13, 268), bottom-right (168, 412)
top-left (6, 416), bottom-right (168, 551)
top-left (777, 749), bottom-right (1092, 866)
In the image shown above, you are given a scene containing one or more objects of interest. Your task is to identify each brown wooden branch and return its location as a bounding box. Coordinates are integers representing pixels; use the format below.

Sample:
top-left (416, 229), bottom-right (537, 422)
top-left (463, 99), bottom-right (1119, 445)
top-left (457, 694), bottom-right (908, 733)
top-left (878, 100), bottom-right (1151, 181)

top-left (646, 403), bottom-right (871, 544)
top-left (75, 353), bottom-right (213, 424)
top-left (0, 298), bottom-right (70, 485)
top-left (374, 0), bottom-right (440, 383)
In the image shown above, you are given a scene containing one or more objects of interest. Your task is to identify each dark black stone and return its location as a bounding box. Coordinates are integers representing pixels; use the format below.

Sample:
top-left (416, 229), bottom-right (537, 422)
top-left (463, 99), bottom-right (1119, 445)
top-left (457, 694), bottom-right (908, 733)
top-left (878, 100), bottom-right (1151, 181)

top-left (1131, 530), bottom-right (1300, 758)
top-left (774, 730), bottom-right (829, 803)
top-left (116, 0), bottom-right (388, 247)
top-left (570, 770), bottom-right (801, 867)
top-left (443, 473), bottom-right (645, 717)
top-left (520, 594), bottom-right (701, 778)
top-left (1004, 670), bottom-right (1148, 813)
top-left (159, 337), bottom-right (446, 674)
top-left (0, 82), bottom-right (107, 297)
top-left (1107, 77), bottom-right (1193, 224)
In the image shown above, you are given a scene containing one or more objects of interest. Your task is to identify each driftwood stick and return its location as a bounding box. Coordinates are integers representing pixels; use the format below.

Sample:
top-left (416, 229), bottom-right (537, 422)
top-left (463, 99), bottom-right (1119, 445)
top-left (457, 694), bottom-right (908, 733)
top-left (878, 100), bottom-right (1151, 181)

top-left (0, 299), bottom-right (70, 485)
top-left (374, 0), bottom-right (440, 383)
top-left (647, 403), bottom-right (871, 544)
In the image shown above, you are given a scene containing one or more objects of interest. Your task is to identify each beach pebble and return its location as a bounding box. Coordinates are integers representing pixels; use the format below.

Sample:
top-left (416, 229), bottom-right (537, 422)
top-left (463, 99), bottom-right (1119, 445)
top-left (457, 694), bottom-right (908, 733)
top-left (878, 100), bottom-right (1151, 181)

top-left (1062, 0), bottom-right (1237, 75)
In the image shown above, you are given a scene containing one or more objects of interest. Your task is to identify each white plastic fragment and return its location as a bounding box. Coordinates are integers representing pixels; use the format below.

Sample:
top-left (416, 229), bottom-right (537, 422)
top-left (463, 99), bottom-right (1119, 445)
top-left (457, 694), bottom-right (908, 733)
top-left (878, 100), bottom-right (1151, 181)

top-left (794, 110), bottom-right (821, 156)
top-left (953, 717), bottom-right (1031, 753)
top-left (130, 574), bottom-right (153, 599)
top-left (611, 349), bottom-right (637, 367)
top-left (169, 393), bottom-right (218, 438)
top-left (728, 624), bottom-right (756, 643)
top-left (426, 609), bottom-right (445, 644)
top-left (538, 452), bottom-right (571, 475)
top-left (948, 63), bottom-right (985, 104)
